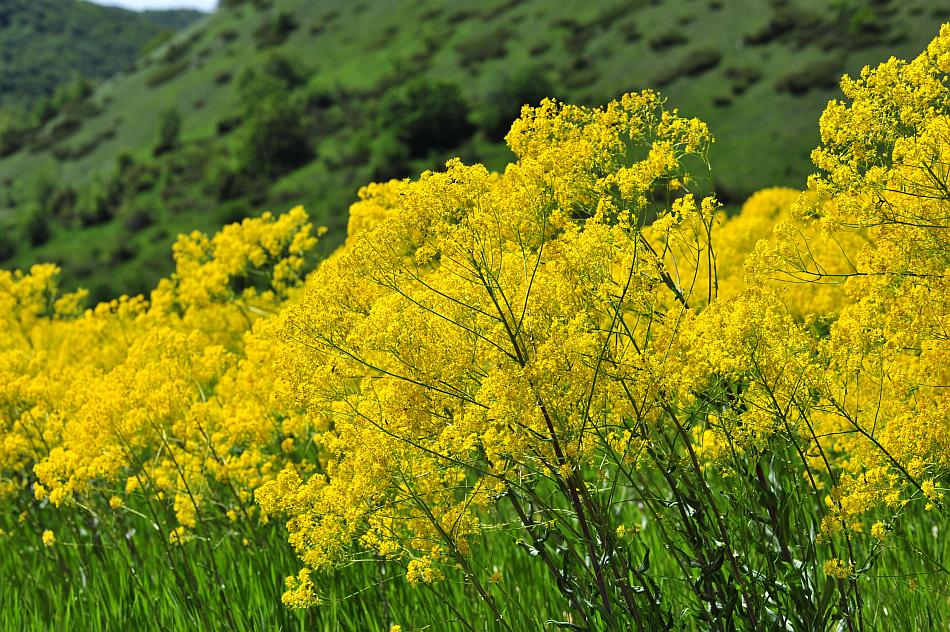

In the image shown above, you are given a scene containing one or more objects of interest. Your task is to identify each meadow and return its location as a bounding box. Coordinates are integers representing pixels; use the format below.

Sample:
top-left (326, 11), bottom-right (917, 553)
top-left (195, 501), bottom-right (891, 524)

top-left (2, 16), bottom-right (950, 632)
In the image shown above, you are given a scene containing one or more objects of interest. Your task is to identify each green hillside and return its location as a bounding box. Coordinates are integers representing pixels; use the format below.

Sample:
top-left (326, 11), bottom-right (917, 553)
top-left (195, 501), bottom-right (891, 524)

top-left (0, 0), bottom-right (204, 106)
top-left (1, 0), bottom-right (947, 300)
top-left (139, 8), bottom-right (207, 30)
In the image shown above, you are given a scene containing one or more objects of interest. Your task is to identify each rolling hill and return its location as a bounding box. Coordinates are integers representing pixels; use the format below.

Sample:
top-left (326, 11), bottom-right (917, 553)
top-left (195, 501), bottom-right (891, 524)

top-left (0, 0), bottom-right (204, 106)
top-left (1, 0), bottom-right (947, 300)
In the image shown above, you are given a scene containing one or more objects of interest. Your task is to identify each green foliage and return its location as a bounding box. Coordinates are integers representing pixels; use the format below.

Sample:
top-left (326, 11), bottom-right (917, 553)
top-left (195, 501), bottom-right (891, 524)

top-left (23, 207), bottom-right (50, 247)
top-left (234, 67), bottom-right (313, 178)
top-left (47, 186), bottom-right (77, 220)
top-left (254, 10), bottom-right (298, 48)
top-left (455, 25), bottom-right (511, 68)
top-left (261, 54), bottom-right (305, 89)
top-left (3, 457), bottom-right (949, 630)
top-left (77, 179), bottom-right (121, 228)
top-left (0, 75), bottom-right (94, 158)
top-left (140, 10), bottom-right (208, 31)
top-left (19, 173), bottom-right (57, 247)
top-left (367, 130), bottom-right (410, 181)
top-left (0, 500), bottom-right (560, 632)
top-left (31, 98), bottom-right (58, 127)
top-left (0, 231), bottom-right (15, 263)
top-left (122, 206), bottom-right (156, 233)
top-left (25, 171), bottom-right (57, 217)
top-left (0, 106), bottom-right (29, 157)
top-left (141, 29), bottom-right (175, 58)
top-left (154, 108), bottom-right (182, 156)
top-left (777, 58), bottom-right (843, 95)
top-left (0, 0), bottom-right (202, 106)
top-left (377, 79), bottom-right (474, 159)
top-left (474, 65), bottom-right (554, 139)
top-left (50, 75), bottom-right (94, 114)
top-left (146, 58), bottom-right (192, 88)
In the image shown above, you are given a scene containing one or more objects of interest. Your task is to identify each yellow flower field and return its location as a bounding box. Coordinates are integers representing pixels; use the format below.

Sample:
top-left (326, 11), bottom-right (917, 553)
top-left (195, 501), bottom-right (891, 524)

top-left (3, 24), bottom-right (950, 632)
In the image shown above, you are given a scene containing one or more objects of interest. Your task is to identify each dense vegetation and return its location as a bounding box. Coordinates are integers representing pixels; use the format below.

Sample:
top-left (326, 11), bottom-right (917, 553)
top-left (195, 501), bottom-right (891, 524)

top-left (3, 25), bottom-right (950, 631)
top-left (0, 0), bottom-right (203, 105)
top-left (0, 0), bottom-right (947, 302)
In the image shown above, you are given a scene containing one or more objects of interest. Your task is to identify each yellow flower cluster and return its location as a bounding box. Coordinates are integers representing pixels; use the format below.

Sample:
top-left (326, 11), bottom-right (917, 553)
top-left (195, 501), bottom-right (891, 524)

top-left (798, 24), bottom-right (950, 534)
top-left (253, 91), bottom-right (728, 604)
top-left (683, 24), bottom-right (950, 539)
top-left (1, 207), bottom-right (320, 541)
top-left (823, 558), bottom-right (853, 580)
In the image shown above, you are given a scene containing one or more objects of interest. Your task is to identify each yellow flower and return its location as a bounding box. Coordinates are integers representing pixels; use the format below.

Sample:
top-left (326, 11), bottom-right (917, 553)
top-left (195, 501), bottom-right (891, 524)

top-left (282, 568), bottom-right (319, 609)
top-left (823, 558), bottom-right (853, 579)
top-left (41, 530), bottom-right (55, 547)
top-left (406, 557), bottom-right (442, 586)
top-left (870, 522), bottom-right (886, 540)
top-left (169, 526), bottom-right (190, 545)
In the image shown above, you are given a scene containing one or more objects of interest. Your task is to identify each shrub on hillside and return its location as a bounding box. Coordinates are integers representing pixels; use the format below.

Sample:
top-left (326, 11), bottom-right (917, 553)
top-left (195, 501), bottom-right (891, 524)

top-left (146, 58), bottom-right (190, 87)
top-left (76, 179), bottom-right (121, 227)
top-left (377, 79), bottom-right (474, 159)
top-left (32, 98), bottom-right (58, 126)
top-left (367, 130), bottom-right (410, 181)
top-left (254, 11), bottom-right (297, 48)
top-left (262, 54), bottom-right (304, 88)
top-left (122, 206), bottom-right (156, 233)
top-left (776, 58), bottom-right (842, 94)
top-left (0, 230), bottom-right (15, 262)
top-left (51, 75), bottom-right (93, 115)
top-left (141, 30), bottom-right (174, 57)
top-left (153, 108), bottom-right (181, 156)
top-left (474, 65), bottom-right (554, 139)
top-left (236, 74), bottom-right (313, 177)
top-left (0, 115), bottom-right (27, 157)
top-left (48, 186), bottom-right (77, 219)
top-left (23, 206), bottom-right (50, 247)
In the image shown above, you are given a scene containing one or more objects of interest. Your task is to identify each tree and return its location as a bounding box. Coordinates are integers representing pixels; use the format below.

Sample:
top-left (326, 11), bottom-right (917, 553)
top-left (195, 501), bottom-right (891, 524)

top-left (236, 73), bottom-right (312, 177)
top-left (474, 65), bottom-right (554, 139)
top-left (153, 107), bottom-right (182, 156)
top-left (377, 79), bottom-right (474, 159)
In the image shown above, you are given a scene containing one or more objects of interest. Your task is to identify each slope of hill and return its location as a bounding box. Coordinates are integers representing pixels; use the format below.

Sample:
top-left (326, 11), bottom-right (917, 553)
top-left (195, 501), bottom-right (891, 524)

top-left (0, 0), bottom-right (205, 106)
top-left (139, 9), bottom-right (207, 30)
top-left (0, 0), bottom-right (947, 300)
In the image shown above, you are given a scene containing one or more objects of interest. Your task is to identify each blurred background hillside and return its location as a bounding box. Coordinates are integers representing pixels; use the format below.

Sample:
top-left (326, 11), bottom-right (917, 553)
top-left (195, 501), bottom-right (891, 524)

top-left (1, 0), bottom-right (946, 300)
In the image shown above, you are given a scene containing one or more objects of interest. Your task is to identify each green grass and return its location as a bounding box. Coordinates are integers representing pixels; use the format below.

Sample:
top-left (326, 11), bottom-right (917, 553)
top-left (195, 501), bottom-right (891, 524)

top-left (1, 496), bottom-right (559, 631)
top-left (5, 459), bottom-right (950, 631)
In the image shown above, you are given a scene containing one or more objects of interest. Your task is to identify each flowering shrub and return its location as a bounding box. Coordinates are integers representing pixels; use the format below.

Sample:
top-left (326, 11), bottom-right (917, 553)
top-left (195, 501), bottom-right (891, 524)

top-left (3, 207), bottom-right (318, 535)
